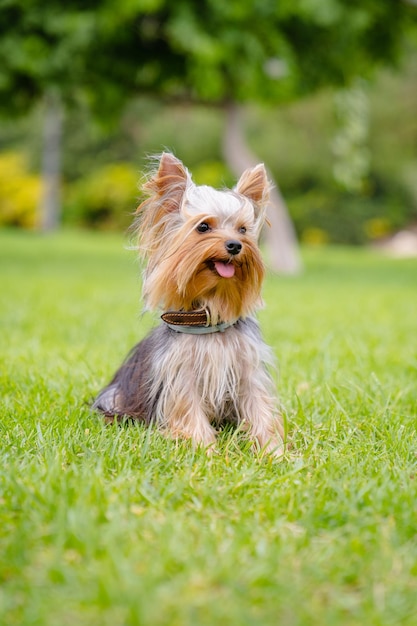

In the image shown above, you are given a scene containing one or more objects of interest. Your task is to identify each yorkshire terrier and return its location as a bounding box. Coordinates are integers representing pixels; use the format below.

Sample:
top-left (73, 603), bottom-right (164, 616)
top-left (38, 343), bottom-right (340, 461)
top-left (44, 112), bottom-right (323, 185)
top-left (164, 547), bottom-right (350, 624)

top-left (93, 153), bottom-right (285, 456)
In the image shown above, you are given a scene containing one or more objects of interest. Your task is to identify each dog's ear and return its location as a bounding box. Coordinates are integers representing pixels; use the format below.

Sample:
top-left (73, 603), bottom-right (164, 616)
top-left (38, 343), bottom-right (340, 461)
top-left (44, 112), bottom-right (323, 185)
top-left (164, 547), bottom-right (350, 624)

top-left (144, 153), bottom-right (189, 200)
top-left (235, 164), bottom-right (270, 208)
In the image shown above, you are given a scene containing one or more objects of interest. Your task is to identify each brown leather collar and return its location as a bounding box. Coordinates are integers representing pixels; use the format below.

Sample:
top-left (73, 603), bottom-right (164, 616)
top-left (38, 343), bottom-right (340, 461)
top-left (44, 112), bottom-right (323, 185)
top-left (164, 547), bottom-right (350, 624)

top-left (161, 308), bottom-right (239, 334)
top-left (161, 308), bottom-right (210, 327)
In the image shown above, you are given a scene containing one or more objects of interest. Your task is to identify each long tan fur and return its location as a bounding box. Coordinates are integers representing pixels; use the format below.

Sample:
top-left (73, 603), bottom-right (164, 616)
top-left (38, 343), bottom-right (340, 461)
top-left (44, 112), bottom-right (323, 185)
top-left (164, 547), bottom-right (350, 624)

top-left (94, 153), bottom-right (285, 456)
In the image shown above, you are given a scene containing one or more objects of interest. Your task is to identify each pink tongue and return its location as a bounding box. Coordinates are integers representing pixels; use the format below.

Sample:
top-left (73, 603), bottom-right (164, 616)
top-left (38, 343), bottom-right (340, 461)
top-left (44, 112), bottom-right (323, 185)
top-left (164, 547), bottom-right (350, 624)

top-left (214, 261), bottom-right (235, 278)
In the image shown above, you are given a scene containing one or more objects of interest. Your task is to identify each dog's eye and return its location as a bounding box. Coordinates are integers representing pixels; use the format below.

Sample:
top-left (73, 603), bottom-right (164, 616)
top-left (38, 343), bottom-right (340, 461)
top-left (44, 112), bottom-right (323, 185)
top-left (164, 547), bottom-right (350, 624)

top-left (238, 226), bottom-right (247, 234)
top-left (196, 222), bottom-right (211, 233)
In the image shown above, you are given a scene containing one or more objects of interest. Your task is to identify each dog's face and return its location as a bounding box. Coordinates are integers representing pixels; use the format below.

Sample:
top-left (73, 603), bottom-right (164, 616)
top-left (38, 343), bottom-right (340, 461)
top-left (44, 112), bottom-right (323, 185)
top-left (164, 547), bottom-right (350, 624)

top-left (137, 153), bottom-right (270, 323)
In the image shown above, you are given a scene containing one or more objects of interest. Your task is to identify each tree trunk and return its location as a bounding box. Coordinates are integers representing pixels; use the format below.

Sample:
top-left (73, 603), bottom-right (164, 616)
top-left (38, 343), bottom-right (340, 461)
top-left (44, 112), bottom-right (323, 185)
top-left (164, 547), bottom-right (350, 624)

top-left (223, 102), bottom-right (302, 274)
top-left (40, 90), bottom-right (63, 231)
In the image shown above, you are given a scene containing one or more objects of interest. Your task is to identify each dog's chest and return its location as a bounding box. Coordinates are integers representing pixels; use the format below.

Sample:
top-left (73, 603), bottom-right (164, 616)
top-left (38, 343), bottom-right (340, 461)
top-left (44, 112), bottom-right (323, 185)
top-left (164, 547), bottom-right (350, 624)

top-left (157, 322), bottom-right (267, 416)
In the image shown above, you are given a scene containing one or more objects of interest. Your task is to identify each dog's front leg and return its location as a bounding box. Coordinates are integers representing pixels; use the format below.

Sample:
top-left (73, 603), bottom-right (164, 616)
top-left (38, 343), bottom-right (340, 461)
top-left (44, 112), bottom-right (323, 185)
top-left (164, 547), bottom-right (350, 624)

top-left (160, 390), bottom-right (217, 451)
top-left (238, 374), bottom-right (285, 457)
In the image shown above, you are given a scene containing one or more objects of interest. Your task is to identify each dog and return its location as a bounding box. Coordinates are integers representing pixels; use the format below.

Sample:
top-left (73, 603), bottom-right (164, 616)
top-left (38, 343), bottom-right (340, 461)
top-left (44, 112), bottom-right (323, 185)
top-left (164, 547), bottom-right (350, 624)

top-left (93, 152), bottom-right (285, 456)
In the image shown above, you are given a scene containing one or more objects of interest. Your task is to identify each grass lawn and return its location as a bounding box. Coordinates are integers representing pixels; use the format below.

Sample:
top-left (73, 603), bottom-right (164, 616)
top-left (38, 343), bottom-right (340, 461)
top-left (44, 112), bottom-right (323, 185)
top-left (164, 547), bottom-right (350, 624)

top-left (1, 228), bottom-right (416, 626)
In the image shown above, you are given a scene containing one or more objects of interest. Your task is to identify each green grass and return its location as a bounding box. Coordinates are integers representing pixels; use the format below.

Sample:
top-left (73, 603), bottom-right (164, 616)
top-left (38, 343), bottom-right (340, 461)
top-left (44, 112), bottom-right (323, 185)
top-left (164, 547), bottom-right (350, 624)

top-left (1, 229), bottom-right (417, 626)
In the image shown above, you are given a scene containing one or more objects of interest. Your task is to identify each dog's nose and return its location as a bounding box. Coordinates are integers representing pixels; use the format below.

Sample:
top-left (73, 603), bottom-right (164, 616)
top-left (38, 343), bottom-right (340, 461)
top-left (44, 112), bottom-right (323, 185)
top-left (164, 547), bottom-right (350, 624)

top-left (225, 240), bottom-right (242, 256)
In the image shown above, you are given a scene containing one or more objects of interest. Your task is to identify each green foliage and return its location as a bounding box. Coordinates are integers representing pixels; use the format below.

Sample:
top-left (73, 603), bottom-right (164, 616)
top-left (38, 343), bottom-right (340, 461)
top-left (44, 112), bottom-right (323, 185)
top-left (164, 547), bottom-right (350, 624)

top-left (1, 230), bottom-right (417, 625)
top-left (191, 160), bottom-right (234, 189)
top-left (1, 49), bottom-right (416, 240)
top-left (246, 56), bottom-right (417, 244)
top-left (332, 80), bottom-right (370, 193)
top-left (0, 2), bottom-right (96, 114)
top-left (0, 0), bottom-right (415, 119)
top-left (288, 180), bottom-right (413, 245)
top-left (0, 152), bottom-right (41, 227)
top-left (64, 162), bottom-right (139, 229)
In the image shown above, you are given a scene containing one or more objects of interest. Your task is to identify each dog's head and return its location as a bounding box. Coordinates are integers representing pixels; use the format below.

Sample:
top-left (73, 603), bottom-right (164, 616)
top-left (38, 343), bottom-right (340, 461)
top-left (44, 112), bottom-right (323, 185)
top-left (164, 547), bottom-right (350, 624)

top-left (136, 153), bottom-right (271, 323)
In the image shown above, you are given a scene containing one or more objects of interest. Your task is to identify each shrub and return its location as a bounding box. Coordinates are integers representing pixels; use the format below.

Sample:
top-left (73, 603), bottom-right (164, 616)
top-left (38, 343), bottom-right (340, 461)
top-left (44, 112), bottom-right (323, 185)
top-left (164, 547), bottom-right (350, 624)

top-left (288, 177), bottom-right (415, 245)
top-left (0, 152), bottom-right (41, 228)
top-left (64, 163), bottom-right (140, 229)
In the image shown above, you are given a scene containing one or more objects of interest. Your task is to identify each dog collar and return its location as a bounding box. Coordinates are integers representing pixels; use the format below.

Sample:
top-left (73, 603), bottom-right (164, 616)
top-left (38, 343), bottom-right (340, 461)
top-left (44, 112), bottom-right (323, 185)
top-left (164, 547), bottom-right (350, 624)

top-left (161, 309), bottom-right (238, 334)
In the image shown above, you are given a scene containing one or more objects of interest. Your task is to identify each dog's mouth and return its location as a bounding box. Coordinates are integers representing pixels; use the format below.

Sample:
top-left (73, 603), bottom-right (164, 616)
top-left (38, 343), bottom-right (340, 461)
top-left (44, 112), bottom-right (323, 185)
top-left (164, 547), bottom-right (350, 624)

top-left (209, 259), bottom-right (236, 278)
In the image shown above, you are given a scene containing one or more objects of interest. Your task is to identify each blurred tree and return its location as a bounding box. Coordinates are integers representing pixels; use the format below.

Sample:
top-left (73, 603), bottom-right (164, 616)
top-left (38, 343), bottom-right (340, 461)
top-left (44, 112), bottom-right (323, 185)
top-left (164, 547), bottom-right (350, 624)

top-left (0, 1), bottom-right (97, 230)
top-left (0, 0), bottom-right (415, 268)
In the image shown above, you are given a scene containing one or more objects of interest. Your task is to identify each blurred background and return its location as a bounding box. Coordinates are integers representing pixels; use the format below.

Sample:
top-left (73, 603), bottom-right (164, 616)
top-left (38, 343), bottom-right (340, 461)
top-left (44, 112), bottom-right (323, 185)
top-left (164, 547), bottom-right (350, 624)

top-left (0, 0), bottom-right (416, 272)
